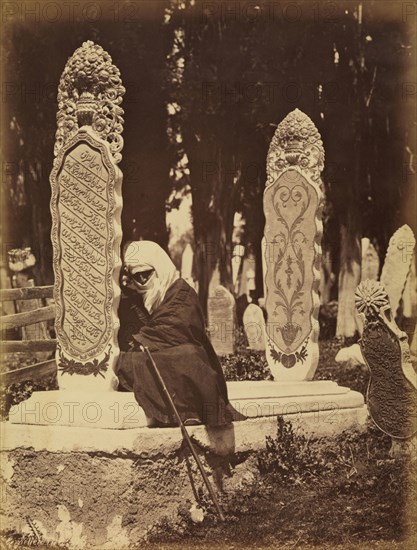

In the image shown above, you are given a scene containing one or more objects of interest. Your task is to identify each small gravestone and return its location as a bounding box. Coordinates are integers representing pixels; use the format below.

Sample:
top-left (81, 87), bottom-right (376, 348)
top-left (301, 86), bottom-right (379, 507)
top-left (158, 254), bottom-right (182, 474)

top-left (380, 224), bottom-right (416, 318)
top-left (361, 238), bottom-right (379, 281)
top-left (207, 285), bottom-right (236, 356)
top-left (356, 279), bottom-right (417, 439)
top-left (49, 41), bottom-right (125, 392)
top-left (243, 303), bottom-right (266, 351)
top-left (181, 243), bottom-right (196, 289)
top-left (232, 244), bottom-right (245, 291)
top-left (263, 109), bottom-right (324, 381)
top-left (238, 253), bottom-right (256, 299)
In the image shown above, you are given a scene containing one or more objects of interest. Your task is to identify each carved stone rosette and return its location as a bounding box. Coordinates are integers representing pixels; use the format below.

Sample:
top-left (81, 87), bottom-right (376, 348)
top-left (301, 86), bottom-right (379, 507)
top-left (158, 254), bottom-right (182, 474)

top-left (50, 42), bottom-right (124, 391)
top-left (355, 280), bottom-right (417, 439)
top-left (263, 109), bottom-right (324, 381)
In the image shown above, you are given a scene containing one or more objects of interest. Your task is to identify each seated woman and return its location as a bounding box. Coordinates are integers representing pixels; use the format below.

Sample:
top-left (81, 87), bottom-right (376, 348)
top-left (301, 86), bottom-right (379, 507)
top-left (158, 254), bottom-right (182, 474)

top-left (116, 240), bottom-right (243, 427)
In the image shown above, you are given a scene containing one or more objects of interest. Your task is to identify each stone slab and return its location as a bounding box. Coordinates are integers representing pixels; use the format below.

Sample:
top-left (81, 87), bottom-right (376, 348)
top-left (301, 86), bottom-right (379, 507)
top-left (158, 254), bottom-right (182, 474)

top-left (227, 380), bottom-right (365, 418)
top-left (227, 379), bottom-right (351, 399)
top-left (1, 406), bottom-right (368, 457)
top-left (8, 391), bottom-right (148, 429)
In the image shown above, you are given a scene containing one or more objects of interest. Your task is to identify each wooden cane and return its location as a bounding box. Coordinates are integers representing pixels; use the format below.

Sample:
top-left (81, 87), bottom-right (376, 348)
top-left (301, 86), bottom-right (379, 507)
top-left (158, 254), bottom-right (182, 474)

top-left (141, 345), bottom-right (226, 522)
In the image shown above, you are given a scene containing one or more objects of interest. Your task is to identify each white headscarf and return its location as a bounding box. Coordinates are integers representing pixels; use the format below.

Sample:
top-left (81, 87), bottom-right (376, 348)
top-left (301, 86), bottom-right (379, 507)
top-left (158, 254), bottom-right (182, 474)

top-left (124, 241), bottom-right (179, 314)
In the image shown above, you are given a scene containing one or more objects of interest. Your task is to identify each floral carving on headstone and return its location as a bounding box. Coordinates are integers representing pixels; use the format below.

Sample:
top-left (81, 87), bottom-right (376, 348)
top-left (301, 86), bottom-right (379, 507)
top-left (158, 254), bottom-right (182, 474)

top-left (54, 40), bottom-right (125, 163)
top-left (266, 108), bottom-right (324, 187)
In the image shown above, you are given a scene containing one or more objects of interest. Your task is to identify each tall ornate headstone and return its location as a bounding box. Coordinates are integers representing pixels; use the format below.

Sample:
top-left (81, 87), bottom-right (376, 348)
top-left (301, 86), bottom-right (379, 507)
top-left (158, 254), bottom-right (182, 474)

top-left (227, 110), bottom-right (366, 428)
top-left (10, 42), bottom-right (148, 427)
top-left (263, 109), bottom-right (324, 381)
top-left (49, 41), bottom-right (125, 391)
top-left (380, 224), bottom-right (416, 318)
top-left (356, 280), bottom-right (417, 439)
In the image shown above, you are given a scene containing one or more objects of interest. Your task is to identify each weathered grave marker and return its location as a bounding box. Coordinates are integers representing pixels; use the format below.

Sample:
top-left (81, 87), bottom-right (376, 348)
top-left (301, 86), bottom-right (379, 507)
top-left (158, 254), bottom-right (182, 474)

top-left (207, 285), bottom-right (236, 356)
top-left (238, 253), bottom-right (256, 299)
top-left (49, 41), bottom-right (125, 391)
top-left (181, 243), bottom-right (195, 289)
top-left (243, 303), bottom-right (266, 351)
top-left (361, 238), bottom-right (379, 281)
top-left (356, 279), bottom-right (417, 439)
top-left (380, 224), bottom-right (416, 318)
top-left (263, 109), bottom-right (324, 381)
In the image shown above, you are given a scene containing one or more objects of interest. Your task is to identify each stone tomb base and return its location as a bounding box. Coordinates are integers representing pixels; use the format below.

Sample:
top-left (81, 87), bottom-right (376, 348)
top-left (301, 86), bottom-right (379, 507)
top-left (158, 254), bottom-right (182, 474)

top-left (8, 380), bottom-right (365, 429)
top-left (8, 391), bottom-right (148, 429)
top-left (228, 380), bottom-right (365, 421)
top-left (1, 399), bottom-right (368, 549)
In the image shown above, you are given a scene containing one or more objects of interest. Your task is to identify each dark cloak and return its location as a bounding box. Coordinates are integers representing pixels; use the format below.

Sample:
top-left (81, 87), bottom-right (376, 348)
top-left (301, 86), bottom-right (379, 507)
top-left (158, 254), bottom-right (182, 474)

top-left (116, 278), bottom-right (242, 426)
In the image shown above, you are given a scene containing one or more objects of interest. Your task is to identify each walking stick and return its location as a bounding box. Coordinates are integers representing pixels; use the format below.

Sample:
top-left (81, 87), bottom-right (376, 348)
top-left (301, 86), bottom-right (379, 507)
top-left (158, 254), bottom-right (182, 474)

top-left (141, 345), bottom-right (226, 522)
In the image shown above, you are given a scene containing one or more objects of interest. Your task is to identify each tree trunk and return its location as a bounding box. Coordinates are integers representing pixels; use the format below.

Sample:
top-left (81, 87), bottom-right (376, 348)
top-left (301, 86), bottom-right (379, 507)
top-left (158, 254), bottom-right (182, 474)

top-left (336, 224), bottom-right (362, 337)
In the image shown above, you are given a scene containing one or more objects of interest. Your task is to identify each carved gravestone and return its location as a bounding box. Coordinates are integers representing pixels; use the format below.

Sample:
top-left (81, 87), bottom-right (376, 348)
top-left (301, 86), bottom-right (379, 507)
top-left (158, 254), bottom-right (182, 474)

top-left (243, 303), bottom-right (266, 351)
top-left (356, 280), bottom-right (417, 439)
top-left (380, 224), bottom-right (416, 318)
top-left (207, 285), bottom-right (236, 356)
top-left (263, 109), bottom-right (324, 381)
top-left (361, 238), bottom-right (379, 281)
top-left (50, 41), bottom-right (125, 391)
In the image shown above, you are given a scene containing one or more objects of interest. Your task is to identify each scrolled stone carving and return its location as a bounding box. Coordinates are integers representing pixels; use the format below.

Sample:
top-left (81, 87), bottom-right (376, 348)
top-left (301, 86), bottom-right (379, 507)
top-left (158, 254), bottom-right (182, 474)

top-left (54, 40), bottom-right (125, 163)
top-left (266, 108), bottom-right (325, 187)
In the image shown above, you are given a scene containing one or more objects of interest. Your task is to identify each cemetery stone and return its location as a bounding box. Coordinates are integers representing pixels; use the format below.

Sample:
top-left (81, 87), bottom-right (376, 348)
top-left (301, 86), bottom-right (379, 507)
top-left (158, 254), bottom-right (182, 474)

top-left (49, 41), bottom-right (125, 391)
top-left (243, 303), bottom-right (266, 351)
top-left (263, 109), bottom-right (324, 381)
top-left (207, 285), bottom-right (236, 356)
top-left (361, 238), bottom-right (379, 281)
top-left (380, 224), bottom-right (416, 317)
top-left (356, 279), bottom-right (417, 439)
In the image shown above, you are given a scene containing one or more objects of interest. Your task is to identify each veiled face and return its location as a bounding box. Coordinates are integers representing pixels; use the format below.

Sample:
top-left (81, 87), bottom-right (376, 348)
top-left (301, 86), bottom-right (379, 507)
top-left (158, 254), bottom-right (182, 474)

top-left (131, 269), bottom-right (155, 285)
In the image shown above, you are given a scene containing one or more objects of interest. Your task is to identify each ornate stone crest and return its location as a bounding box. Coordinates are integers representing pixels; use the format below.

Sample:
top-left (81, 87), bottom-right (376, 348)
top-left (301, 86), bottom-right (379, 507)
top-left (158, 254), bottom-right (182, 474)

top-left (54, 40), bottom-right (125, 163)
top-left (266, 108), bottom-right (325, 188)
top-left (264, 110), bottom-right (324, 381)
top-left (356, 280), bottom-right (417, 439)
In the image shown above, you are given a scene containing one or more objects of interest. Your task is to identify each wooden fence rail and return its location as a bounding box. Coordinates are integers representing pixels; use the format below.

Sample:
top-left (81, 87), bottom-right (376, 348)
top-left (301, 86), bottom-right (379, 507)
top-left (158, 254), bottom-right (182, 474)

top-left (0, 285), bottom-right (54, 302)
top-left (0, 305), bottom-right (56, 331)
top-left (1, 359), bottom-right (56, 386)
top-left (1, 340), bottom-right (57, 353)
top-left (0, 282), bottom-right (56, 386)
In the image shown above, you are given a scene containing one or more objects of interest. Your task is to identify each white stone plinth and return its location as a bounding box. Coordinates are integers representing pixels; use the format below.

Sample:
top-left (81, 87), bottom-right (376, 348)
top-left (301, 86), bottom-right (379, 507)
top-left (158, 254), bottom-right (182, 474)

top-left (8, 391), bottom-right (148, 429)
top-left (227, 380), bottom-right (365, 420)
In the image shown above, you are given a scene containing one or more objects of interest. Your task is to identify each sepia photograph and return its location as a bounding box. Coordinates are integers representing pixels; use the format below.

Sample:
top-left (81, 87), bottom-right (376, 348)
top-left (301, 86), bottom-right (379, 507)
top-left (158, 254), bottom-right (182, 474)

top-left (0, 0), bottom-right (416, 548)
